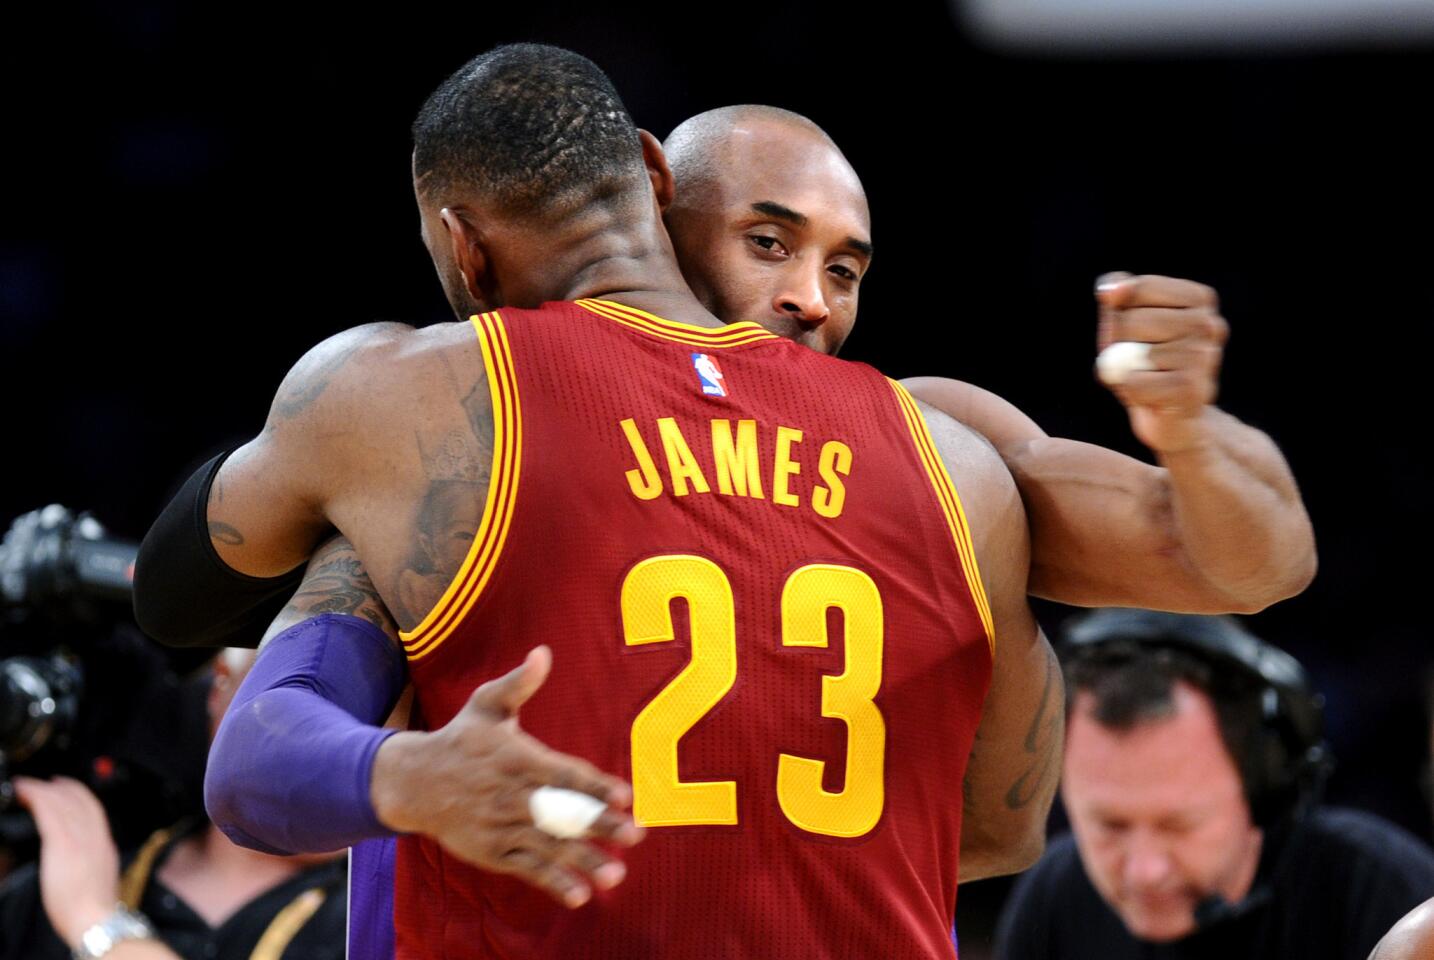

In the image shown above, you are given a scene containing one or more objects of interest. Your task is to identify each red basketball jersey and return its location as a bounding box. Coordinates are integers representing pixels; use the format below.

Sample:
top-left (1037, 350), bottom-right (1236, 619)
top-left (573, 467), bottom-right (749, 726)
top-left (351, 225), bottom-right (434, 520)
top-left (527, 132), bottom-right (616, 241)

top-left (394, 300), bottom-right (994, 959)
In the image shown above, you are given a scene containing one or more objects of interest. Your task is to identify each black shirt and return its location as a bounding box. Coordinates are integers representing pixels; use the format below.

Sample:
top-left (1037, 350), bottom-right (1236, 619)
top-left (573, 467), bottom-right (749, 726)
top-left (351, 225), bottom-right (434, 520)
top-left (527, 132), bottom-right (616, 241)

top-left (0, 820), bottom-right (346, 960)
top-left (996, 808), bottom-right (1434, 960)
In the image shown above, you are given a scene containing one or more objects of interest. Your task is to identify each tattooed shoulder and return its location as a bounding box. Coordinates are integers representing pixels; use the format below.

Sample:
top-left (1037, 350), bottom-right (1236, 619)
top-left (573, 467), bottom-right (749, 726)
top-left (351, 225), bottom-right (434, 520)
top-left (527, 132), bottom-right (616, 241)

top-left (271, 323), bottom-right (412, 422)
top-left (390, 340), bottom-right (496, 629)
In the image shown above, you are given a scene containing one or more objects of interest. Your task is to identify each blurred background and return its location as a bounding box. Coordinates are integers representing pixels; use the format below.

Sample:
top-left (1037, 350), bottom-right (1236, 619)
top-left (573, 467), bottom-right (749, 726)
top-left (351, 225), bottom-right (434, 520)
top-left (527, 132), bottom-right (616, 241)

top-left (2, 1), bottom-right (1431, 954)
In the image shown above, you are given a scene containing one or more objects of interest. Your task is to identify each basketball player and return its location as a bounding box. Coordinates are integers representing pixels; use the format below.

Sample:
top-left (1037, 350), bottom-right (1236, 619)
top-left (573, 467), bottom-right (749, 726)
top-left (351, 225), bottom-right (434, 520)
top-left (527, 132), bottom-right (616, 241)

top-left (654, 107), bottom-right (1315, 885)
top-left (135, 70), bottom-right (1317, 957)
top-left (141, 45), bottom-right (1043, 958)
top-left (248, 102), bottom-right (1315, 903)
top-left (658, 105), bottom-right (1314, 615)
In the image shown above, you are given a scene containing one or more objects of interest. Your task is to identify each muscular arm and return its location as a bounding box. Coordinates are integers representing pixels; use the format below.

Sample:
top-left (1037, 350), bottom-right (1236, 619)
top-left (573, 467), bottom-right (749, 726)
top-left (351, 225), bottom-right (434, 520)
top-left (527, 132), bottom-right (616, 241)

top-left (918, 403), bottom-right (1061, 881)
top-left (901, 376), bottom-right (1313, 614)
top-left (205, 322), bottom-right (413, 579)
top-left (260, 534), bottom-right (399, 647)
top-left (133, 322), bottom-right (432, 649)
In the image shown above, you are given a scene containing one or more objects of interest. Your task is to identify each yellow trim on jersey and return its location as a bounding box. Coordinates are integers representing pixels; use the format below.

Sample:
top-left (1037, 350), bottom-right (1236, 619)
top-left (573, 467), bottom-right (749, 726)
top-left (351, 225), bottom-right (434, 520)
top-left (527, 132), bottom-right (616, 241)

top-left (576, 298), bottom-right (780, 348)
top-left (888, 380), bottom-right (996, 656)
top-left (249, 887), bottom-right (328, 960)
top-left (398, 311), bottom-right (523, 662)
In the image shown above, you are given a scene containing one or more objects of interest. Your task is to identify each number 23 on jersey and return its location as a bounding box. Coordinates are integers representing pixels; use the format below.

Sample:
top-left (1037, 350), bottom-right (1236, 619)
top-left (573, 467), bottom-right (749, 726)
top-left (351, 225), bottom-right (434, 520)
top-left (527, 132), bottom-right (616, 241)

top-left (621, 554), bottom-right (885, 839)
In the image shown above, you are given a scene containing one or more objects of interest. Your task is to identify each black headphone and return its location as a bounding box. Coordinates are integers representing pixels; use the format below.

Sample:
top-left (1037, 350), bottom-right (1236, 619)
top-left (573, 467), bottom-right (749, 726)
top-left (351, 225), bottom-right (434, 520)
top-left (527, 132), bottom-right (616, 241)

top-left (1062, 609), bottom-right (1333, 828)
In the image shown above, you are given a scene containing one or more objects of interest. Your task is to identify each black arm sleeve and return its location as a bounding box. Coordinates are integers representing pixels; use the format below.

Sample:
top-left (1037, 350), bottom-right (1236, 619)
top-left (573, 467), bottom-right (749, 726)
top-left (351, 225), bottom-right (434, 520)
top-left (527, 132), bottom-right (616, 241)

top-left (132, 451), bottom-right (305, 649)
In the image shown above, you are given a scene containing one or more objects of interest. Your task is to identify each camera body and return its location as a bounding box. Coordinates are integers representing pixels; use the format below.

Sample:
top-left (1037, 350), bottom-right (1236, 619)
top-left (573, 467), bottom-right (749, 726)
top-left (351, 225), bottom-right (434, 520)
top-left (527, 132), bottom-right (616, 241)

top-left (0, 505), bottom-right (209, 852)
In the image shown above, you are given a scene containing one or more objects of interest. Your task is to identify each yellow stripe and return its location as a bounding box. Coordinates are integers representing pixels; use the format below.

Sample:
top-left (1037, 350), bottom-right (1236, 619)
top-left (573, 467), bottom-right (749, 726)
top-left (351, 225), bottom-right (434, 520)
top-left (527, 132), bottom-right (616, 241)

top-left (888, 380), bottom-right (995, 656)
top-left (398, 312), bottom-right (522, 660)
top-left (249, 887), bottom-right (327, 960)
top-left (576, 299), bottom-right (779, 347)
top-left (406, 313), bottom-right (523, 660)
top-left (578, 300), bottom-right (774, 346)
top-left (895, 384), bottom-right (995, 651)
top-left (896, 385), bottom-right (995, 649)
top-left (403, 312), bottom-right (522, 660)
top-left (585, 298), bottom-right (778, 341)
top-left (894, 385), bottom-right (994, 652)
top-left (119, 825), bottom-right (179, 909)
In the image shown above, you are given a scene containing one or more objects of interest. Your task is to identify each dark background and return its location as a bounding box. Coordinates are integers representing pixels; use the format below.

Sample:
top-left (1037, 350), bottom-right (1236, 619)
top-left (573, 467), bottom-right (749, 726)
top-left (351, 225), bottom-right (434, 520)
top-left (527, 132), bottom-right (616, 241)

top-left (2, 2), bottom-right (1430, 953)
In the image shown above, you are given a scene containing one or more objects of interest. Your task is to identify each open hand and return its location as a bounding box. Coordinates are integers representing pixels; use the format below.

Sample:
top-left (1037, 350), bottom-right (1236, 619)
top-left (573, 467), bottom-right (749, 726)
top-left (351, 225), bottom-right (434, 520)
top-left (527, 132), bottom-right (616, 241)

top-left (370, 646), bottom-right (644, 908)
top-left (13, 776), bottom-right (123, 950)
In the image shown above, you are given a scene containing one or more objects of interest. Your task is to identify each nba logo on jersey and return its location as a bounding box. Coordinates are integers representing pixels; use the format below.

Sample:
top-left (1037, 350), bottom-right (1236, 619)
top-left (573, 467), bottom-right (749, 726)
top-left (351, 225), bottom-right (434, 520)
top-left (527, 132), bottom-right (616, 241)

top-left (691, 353), bottom-right (728, 397)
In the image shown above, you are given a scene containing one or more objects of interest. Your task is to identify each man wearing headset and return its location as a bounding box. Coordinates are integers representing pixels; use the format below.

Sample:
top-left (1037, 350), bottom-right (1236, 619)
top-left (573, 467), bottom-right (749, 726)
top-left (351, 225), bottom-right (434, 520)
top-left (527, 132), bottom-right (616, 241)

top-left (996, 611), bottom-right (1434, 960)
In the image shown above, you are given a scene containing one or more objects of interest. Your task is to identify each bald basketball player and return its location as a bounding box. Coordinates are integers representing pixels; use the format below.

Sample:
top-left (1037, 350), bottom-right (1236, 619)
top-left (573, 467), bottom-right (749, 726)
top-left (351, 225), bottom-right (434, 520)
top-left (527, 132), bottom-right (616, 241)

top-left (142, 45), bottom-right (1046, 958)
top-left (656, 107), bottom-right (1313, 878)
top-left (660, 105), bottom-right (1314, 615)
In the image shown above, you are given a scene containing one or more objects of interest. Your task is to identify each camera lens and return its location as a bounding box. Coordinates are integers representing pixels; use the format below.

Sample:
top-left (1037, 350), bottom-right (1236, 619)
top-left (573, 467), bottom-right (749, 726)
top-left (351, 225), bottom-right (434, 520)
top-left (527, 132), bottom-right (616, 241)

top-left (0, 657), bottom-right (80, 763)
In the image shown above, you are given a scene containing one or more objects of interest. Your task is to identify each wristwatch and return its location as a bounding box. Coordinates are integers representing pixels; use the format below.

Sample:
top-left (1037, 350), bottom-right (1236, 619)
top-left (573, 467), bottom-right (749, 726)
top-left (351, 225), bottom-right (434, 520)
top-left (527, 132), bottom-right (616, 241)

top-left (72, 905), bottom-right (158, 959)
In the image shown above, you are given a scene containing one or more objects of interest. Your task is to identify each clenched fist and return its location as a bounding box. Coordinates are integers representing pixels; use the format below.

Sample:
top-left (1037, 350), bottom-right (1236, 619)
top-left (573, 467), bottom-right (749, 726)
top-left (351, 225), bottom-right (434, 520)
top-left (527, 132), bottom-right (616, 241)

top-left (1095, 272), bottom-right (1229, 454)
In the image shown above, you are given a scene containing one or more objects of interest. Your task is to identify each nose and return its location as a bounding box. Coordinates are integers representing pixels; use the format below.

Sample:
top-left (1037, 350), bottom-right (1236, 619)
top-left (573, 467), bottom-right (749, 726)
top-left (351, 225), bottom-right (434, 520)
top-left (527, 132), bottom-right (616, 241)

top-left (773, 268), bottom-right (830, 330)
top-left (1122, 830), bottom-right (1174, 891)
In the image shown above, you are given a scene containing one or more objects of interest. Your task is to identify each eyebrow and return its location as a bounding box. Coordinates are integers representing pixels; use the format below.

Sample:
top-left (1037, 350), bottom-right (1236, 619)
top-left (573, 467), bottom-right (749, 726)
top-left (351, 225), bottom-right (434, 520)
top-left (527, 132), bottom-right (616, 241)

top-left (750, 201), bottom-right (874, 259)
top-left (751, 201), bottom-right (807, 226)
top-left (844, 236), bottom-right (874, 258)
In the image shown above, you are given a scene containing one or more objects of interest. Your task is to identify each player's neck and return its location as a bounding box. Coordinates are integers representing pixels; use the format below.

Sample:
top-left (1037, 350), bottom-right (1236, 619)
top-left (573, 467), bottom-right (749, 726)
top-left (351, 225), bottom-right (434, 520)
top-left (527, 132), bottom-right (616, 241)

top-left (514, 206), bottom-right (723, 329)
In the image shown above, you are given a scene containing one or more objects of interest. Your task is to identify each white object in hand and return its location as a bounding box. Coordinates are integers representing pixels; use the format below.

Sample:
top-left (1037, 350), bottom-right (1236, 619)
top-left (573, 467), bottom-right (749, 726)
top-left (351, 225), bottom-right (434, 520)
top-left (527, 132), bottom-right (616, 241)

top-left (529, 786), bottom-right (607, 839)
top-left (1096, 341), bottom-right (1156, 386)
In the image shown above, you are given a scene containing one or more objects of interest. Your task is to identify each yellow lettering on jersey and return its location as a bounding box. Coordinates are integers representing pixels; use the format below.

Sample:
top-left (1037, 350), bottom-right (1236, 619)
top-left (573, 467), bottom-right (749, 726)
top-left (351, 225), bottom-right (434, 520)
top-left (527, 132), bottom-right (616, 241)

top-left (711, 419), bottom-right (765, 500)
top-left (772, 426), bottom-right (803, 508)
top-left (622, 555), bottom-right (739, 827)
top-left (812, 441), bottom-right (853, 519)
top-left (657, 417), bottom-right (711, 497)
top-left (620, 418), bottom-right (663, 501)
top-left (777, 564), bottom-right (886, 838)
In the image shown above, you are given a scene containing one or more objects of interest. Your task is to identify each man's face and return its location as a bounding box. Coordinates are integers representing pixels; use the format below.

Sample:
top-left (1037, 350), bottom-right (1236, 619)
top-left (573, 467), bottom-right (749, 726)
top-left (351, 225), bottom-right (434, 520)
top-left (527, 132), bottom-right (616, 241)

top-left (664, 120), bottom-right (872, 356)
top-left (1062, 682), bottom-right (1264, 943)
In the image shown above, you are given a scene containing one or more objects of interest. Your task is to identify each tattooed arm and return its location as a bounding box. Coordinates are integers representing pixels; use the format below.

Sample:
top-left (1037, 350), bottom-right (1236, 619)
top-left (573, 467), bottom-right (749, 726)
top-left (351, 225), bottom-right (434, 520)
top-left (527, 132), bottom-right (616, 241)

top-left (259, 533), bottom-right (413, 728)
top-left (921, 404), bottom-right (1063, 883)
top-left (205, 322), bottom-right (413, 579)
top-left (261, 533), bottom-right (399, 648)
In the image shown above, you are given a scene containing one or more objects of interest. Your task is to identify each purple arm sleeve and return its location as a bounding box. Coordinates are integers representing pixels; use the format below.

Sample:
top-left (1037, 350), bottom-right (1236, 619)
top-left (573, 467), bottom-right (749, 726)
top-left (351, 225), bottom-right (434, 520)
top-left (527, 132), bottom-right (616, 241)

top-left (205, 613), bottom-right (408, 855)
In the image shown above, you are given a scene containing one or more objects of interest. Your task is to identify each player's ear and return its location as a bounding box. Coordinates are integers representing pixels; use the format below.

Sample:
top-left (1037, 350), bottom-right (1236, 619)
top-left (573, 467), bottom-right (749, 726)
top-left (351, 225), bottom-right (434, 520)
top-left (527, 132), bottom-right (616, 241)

top-left (638, 129), bottom-right (675, 212)
top-left (440, 206), bottom-right (492, 304)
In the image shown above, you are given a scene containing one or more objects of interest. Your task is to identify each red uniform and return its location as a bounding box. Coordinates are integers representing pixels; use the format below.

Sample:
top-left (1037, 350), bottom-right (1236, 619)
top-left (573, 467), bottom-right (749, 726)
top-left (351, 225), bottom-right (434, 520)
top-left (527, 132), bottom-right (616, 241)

top-left (394, 300), bottom-right (994, 959)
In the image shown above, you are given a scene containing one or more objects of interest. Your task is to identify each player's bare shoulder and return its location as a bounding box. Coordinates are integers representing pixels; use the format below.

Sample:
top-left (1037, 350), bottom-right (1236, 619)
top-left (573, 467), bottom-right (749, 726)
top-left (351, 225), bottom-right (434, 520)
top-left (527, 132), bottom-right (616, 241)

top-left (915, 401), bottom-right (1019, 508)
top-left (269, 322), bottom-right (412, 420)
top-left (901, 376), bottom-right (1045, 451)
top-left (267, 320), bottom-right (487, 437)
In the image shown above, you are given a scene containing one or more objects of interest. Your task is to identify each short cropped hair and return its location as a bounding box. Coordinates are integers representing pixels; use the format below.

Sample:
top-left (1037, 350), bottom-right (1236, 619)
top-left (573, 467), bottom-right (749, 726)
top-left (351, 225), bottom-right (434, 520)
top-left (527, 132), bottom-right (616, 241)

top-left (412, 43), bottom-right (645, 218)
top-left (1064, 639), bottom-right (1268, 806)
